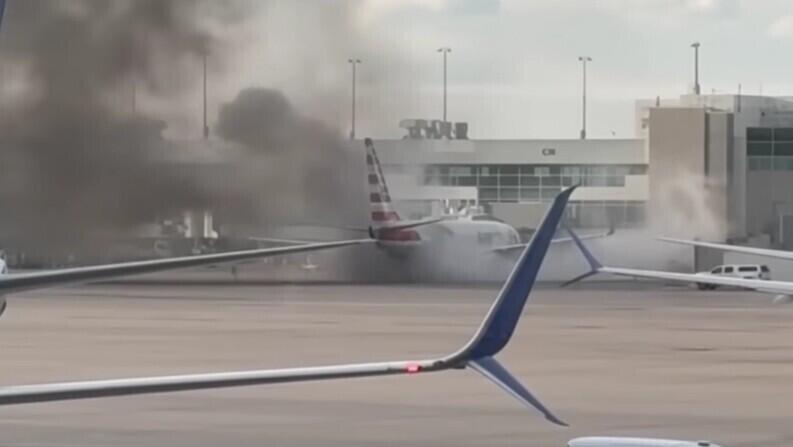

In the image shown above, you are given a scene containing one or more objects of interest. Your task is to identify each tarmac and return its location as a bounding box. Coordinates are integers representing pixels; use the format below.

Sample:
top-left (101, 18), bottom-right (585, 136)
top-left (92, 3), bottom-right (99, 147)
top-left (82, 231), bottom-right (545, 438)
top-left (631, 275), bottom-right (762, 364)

top-left (1, 279), bottom-right (793, 446)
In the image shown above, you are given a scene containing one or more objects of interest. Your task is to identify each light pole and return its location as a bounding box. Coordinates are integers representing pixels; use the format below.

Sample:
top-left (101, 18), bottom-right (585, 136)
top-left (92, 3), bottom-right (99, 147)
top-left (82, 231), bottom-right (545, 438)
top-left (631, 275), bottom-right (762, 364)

top-left (203, 50), bottom-right (209, 139)
top-left (691, 42), bottom-right (701, 95)
top-left (578, 56), bottom-right (592, 140)
top-left (437, 47), bottom-right (451, 122)
top-left (348, 58), bottom-right (362, 140)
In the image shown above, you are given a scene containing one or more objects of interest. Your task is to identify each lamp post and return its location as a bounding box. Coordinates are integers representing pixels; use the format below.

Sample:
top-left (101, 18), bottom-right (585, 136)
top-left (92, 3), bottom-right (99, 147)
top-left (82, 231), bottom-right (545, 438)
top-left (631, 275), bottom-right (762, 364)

top-left (348, 58), bottom-right (362, 140)
top-left (437, 47), bottom-right (451, 122)
top-left (691, 42), bottom-right (701, 95)
top-left (203, 50), bottom-right (209, 139)
top-left (578, 56), bottom-right (592, 140)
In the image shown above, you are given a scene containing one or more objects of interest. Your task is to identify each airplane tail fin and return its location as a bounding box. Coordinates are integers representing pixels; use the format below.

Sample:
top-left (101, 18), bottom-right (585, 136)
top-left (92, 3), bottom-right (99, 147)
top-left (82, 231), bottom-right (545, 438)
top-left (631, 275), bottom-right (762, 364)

top-left (365, 138), bottom-right (402, 224)
top-left (561, 226), bottom-right (604, 287)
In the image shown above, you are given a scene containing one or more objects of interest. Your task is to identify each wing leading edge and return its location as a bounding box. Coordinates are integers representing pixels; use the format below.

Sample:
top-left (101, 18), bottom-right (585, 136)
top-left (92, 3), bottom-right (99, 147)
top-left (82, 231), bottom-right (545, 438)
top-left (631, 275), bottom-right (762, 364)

top-left (0, 187), bottom-right (577, 426)
top-left (0, 239), bottom-right (372, 295)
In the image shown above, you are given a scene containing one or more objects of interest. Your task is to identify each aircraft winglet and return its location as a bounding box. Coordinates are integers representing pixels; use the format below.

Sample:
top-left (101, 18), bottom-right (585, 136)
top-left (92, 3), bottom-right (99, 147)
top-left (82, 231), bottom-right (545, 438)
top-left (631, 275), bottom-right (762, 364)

top-left (561, 226), bottom-right (604, 287)
top-left (469, 357), bottom-right (567, 426)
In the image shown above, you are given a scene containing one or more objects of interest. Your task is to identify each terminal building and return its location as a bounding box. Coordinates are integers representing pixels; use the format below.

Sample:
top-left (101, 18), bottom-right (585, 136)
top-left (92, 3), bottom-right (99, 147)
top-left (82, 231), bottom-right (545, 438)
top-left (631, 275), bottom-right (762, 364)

top-left (372, 94), bottom-right (793, 272)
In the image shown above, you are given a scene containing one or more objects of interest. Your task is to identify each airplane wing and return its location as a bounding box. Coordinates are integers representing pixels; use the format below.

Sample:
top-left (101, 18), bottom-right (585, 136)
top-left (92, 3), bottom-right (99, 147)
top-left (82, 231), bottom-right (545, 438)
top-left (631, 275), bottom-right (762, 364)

top-left (492, 228), bottom-right (614, 254)
top-left (0, 239), bottom-right (372, 296)
top-left (563, 229), bottom-right (793, 300)
top-left (658, 236), bottom-right (793, 261)
top-left (0, 187), bottom-right (578, 425)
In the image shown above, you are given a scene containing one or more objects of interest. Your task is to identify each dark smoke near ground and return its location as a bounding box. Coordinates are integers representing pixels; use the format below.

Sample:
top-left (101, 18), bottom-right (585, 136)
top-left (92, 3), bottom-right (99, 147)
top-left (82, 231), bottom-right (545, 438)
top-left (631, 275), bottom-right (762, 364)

top-left (0, 0), bottom-right (220, 255)
top-left (0, 0), bottom-right (360, 260)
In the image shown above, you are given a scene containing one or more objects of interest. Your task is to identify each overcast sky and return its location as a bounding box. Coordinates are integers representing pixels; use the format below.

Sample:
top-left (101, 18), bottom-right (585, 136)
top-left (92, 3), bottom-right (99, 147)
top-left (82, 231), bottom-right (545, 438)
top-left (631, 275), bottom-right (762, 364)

top-left (173, 0), bottom-right (793, 140)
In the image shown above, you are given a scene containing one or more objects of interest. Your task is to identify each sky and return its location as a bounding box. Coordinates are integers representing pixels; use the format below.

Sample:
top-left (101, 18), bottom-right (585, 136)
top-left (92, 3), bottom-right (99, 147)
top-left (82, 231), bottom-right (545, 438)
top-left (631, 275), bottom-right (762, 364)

top-left (61, 0), bottom-right (793, 141)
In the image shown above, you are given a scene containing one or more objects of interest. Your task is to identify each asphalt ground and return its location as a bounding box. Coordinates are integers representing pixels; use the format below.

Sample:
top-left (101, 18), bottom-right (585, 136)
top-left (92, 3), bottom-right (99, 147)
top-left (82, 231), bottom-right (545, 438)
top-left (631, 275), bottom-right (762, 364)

top-left (1, 280), bottom-right (792, 446)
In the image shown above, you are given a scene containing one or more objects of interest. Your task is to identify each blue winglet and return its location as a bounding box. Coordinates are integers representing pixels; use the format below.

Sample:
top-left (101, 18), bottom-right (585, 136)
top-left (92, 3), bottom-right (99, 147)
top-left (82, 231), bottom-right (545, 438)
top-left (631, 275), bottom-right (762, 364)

top-left (0, 0), bottom-right (7, 31)
top-left (565, 226), bottom-right (602, 271)
top-left (560, 226), bottom-right (603, 287)
top-left (465, 186), bottom-right (576, 359)
top-left (469, 357), bottom-right (568, 426)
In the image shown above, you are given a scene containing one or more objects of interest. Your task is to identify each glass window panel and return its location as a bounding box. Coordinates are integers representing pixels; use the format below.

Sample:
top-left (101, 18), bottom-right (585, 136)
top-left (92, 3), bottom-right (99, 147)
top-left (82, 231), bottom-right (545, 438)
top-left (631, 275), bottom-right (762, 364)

top-left (479, 188), bottom-right (498, 200)
top-left (500, 175), bottom-right (519, 186)
top-left (747, 142), bottom-right (772, 156)
top-left (541, 176), bottom-right (561, 186)
top-left (629, 166), bottom-right (646, 175)
top-left (549, 166), bottom-right (561, 175)
top-left (747, 127), bottom-right (773, 141)
top-left (479, 176), bottom-right (498, 186)
top-left (561, 166), bottom-right (581, 176)
top-left (774, 128), bottom-right (793, 141)
top-left (458, 176), bottom-right (477, 186)
top-left (520, 166), bottom-right (535, 175)
top-left (589, 176), bottom-right (608, 187)
top-left (520, 176), bottom-right (539, 186)
top-left (606, 176), bottom-right (625, 187)
top-left (520, 188), bottom-right (540, 200)
top-left (776, 143), bottom-right (793, 156)
top-left (500, 165), bottom-right (519, 175)
top-left (541, 188), bottom-right (561, 199)
top-left (749, 157), bottom-right (772, 170)
top-left (535, 166), bottom-right (550, 176)
top-left (449, 166), bottom-right (472, 176)
top-left (500, 188), bottom-right (518, 201)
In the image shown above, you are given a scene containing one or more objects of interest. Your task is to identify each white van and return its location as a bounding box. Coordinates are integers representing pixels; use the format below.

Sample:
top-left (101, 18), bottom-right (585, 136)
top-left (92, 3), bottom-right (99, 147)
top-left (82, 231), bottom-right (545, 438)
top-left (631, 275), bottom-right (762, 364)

top-left (696, 264), bottom-right (771, 290)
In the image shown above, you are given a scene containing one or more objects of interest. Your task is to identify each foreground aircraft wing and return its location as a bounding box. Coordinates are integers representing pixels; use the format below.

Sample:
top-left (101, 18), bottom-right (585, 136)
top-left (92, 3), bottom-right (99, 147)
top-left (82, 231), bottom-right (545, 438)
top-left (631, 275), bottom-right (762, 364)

top-left (564, 229), bottom-right (793, 301)
top-left (0, 187), bottom-right (577, 425)
top-left (658, 236), bottom-right (793, 261)
top-left (0, 239), bottom-right (372, 296)
top-left (493, 228), bottom-right (614, 254)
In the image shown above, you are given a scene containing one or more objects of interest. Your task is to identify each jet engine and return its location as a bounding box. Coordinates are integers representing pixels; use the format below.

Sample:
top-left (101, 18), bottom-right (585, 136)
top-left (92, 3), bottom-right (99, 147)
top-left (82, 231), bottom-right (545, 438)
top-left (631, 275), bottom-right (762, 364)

top-left (773, 294), bottom-right (793, 304)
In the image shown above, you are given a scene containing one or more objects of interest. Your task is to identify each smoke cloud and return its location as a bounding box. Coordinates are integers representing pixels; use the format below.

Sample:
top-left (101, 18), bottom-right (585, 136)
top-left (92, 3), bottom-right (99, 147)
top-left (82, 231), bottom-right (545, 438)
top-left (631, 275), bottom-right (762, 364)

top-left (0, 0), bottom-right (362, 260)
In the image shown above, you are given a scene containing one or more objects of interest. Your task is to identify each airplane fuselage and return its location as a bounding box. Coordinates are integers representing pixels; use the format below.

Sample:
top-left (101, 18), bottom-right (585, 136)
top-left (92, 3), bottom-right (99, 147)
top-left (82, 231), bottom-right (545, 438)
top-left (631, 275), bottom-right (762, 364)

top-left (384, 219), bottom-right (521, 282)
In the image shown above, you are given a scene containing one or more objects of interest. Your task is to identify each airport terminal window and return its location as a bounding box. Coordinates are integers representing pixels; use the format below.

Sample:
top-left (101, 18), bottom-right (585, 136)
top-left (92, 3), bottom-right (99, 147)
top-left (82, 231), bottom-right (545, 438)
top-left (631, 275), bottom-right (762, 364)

top-left (500, 175), bottom-right (519, 186)
top-left (520, 176), bottom-right (540, 186)
top-left (775, 143), bottom-right (793, 156)
top-left (774, 128), bottom-right (793, 141)
top-left (746, 127), bottom-right (793, 170)
top-left (774, 157), bottom-right (793, 171)
top-left (749, 157), bottom-right (773, 170)
top-left (424, 163), bottom-right (646, 204)
top-left (748, 142), bottom-right (772, 156)
top-left (520, 188), bottom-right (540, 200)
top-left (748, 127), bottom-right (772, 141)
top-left (500, 188), bottom-right (519, 201)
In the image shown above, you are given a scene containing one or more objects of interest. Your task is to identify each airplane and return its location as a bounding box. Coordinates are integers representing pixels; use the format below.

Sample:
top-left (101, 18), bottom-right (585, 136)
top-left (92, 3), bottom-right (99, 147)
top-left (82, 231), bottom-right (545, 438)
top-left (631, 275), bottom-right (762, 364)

top-left (563, 228), bottom-right (793, 303)
top-left (0, 187), bottom-right (578, 426)
top-left (254, 139), bottom-right (610, 282)
top-left (569, 437), bottom-right (721, 447)
top-left (658, 236), bottom-right (793, 262)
